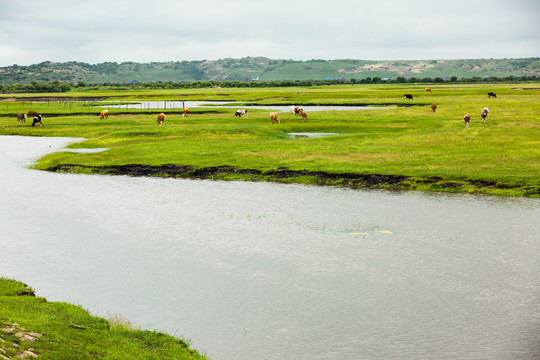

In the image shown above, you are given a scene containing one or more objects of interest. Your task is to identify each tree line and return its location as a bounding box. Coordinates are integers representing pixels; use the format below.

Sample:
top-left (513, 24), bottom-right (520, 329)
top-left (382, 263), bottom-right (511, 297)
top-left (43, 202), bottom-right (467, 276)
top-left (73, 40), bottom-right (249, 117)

top-left (1, 75), bottom-right (538, 93)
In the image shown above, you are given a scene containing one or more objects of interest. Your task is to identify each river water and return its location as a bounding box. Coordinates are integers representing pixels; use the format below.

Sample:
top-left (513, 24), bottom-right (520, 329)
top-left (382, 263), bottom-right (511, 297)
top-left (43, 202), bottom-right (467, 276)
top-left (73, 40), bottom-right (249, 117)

top-left (0, 136), bottom-right (539, 360)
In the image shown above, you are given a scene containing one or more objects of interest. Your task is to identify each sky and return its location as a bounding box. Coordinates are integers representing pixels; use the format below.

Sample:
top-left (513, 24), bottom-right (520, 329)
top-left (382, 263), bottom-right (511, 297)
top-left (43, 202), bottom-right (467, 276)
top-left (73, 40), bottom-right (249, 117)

top-left (0, 0), bottom-right (539, 67)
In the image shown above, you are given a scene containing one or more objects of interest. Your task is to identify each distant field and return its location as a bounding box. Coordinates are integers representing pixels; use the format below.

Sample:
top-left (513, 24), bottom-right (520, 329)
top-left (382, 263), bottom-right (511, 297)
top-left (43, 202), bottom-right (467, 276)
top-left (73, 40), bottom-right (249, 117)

top-left (1, 83), bottom-right (539, 196)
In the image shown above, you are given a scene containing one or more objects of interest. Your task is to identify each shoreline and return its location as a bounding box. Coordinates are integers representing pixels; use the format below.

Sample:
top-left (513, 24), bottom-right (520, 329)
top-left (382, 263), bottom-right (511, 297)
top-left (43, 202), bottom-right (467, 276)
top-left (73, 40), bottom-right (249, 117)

top-left (0, 278), bottom-right (207, 359)
top-left (46, 163), bottom-right (540, 197)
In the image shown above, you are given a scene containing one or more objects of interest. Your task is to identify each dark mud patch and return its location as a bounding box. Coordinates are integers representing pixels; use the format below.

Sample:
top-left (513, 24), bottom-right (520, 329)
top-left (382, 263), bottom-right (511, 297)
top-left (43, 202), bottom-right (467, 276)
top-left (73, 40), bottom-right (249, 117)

top-left (48, 163), bottom-right (408, 186)
top-left (46, 163), bottom-right (540, 196)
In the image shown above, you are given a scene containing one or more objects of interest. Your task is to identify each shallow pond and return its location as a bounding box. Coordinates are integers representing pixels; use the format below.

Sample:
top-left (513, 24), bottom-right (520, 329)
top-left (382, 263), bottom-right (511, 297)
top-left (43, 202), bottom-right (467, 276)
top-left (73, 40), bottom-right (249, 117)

top-left (1, 136), bottom-right (539, 360)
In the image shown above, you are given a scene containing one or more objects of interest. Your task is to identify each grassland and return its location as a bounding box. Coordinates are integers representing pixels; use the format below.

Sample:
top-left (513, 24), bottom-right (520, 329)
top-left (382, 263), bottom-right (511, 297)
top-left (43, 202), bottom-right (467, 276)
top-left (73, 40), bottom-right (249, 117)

top-left (1, 83), bottom-right (539, 196)
top-left (0, 278), bottom-right (208, 359)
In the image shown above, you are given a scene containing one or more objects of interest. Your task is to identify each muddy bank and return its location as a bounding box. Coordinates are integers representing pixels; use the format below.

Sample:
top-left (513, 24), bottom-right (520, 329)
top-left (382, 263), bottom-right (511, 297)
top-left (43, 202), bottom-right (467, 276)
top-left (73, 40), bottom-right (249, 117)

top-left (46, 164), bottom-right (540, 196)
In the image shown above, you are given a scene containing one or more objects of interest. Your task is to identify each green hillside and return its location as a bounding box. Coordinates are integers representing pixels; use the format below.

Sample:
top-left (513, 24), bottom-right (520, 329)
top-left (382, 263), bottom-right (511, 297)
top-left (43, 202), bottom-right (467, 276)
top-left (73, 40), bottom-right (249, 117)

top-left (1, 57), bottom-right (538, 84)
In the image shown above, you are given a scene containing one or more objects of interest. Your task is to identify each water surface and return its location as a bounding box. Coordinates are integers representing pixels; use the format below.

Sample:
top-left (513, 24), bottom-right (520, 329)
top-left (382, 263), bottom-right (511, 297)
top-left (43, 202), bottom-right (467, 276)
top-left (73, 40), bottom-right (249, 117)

top-left (101, 101), bottom-right (392, 112)
top-left (0, 136), bottom-right (538, 360)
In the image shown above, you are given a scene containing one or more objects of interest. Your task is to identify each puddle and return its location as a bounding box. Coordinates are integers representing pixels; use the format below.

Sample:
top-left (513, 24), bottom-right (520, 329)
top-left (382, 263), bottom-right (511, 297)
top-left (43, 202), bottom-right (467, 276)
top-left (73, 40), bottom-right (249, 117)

top-left (288, 133), bottom-right (340, 138)
top-left (63, 148), bottom-right (109, 153)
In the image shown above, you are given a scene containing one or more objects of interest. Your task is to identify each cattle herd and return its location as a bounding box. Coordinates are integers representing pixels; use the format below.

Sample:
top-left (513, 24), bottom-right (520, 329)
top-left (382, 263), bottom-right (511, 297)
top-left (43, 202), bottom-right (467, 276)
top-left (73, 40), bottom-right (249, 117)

top-left (14, 90), bottom-right (497, 128)
top-left (16, 111), bottom-right (42, 127)
top-left (403, 90), bottom-right (496, 127)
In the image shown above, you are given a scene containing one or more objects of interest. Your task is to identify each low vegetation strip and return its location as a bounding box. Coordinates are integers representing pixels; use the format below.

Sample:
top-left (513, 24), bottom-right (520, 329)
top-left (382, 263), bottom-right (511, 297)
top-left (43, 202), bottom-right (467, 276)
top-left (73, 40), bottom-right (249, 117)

top-left (1, 83), bottom-right (539, 197)
top-left (0, 278), bottom-right (208, 359)
top-left (46, 164), bottom-right (540, 196)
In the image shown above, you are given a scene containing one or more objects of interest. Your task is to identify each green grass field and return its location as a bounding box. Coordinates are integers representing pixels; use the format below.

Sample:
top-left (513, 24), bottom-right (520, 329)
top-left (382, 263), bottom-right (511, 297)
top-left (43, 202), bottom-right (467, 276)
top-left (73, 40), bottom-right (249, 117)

top-left (0, 278), bottom-right (207, 359)
top-left (1, 83), bottom-right (539, 196)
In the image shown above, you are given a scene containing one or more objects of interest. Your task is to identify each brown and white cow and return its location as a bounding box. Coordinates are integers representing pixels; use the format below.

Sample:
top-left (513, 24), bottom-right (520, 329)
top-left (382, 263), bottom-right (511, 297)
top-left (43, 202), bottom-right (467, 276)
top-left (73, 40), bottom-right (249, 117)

top-left (100, 109), bottom-right (109, 119)
top-left (464, 113), bottom-right (471, 127)
top-left (234, 109), bottom-right (248, 118)
top-left (157, 113), bottom-right (165, 126)
top-left (16, 113), bottom-right (27, 123)
top-left (481, 107), bottom-right (489, 121)
top-left (182, 107), bottom-right (189, 118)
top-left (431, 103), bottom-right (437, 112)
top-left (270, 112), bottom-right (280, 124)
top-left (298, 109), bottom-right (308, 120)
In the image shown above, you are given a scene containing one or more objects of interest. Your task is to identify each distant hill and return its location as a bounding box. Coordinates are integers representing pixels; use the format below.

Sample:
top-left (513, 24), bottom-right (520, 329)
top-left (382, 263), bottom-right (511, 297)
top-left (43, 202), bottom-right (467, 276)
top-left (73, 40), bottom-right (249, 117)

top-left (1, 57), bottom-right (539, 84)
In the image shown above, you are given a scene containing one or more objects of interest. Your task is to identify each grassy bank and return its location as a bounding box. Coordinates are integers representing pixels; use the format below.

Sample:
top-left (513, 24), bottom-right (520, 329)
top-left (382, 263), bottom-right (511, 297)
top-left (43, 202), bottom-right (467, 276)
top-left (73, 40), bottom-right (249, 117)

top-left (0, 278), bottom-right (207, 359)
top-left (1, 83), bottom-right (539, 196)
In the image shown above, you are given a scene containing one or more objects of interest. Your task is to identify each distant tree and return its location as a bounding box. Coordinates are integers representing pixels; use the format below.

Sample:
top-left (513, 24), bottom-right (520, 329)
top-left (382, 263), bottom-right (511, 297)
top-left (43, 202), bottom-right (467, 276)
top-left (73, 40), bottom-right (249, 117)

top-left (450, 76), bottom-right (458, 82)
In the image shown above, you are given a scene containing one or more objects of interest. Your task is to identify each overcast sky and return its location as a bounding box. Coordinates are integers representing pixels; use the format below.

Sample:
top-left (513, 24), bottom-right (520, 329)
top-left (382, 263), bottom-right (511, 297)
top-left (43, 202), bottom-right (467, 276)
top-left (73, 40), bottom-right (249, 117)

top-left (0, 0), bottom-right (539, 67)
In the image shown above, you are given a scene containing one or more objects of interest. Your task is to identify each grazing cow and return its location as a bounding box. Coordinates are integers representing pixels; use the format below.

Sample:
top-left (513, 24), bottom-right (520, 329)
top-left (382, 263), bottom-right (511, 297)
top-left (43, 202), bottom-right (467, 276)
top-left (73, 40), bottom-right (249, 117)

top-left (404, 94), bottom-right (414, 100)
top-left (234, 109), bottom-right (248, 118)
top-left (270, 112), bottom-right (280, 124)
top-left (28, 110), bottom-right (38, 117)
top-left (425, 88), bottom-right (432, 93)
top-left (294, 106), bottom-right (304, 116)
top-left (16, 113), bottom-right (27, 123)
top-left (290, 105), bottom-right (297, 115)
top-left (157, 113), bottom-right (165, 126)
top-left (488, 92), bottom-right (497, 98)
top-left (298, 109), bottom-right (308, 120)
top-left (100, 109), bottom-right (109, 119)
top-left (431, 103), bottom-right (437, 112)
top-left (182, 107), bottom-right (189, 118)
top-left (464, 113), bottom-right (471, 127)
top-left (32, 114), bottom-right (42, 127)
top-left (481, 107), bottom-right (489, 121)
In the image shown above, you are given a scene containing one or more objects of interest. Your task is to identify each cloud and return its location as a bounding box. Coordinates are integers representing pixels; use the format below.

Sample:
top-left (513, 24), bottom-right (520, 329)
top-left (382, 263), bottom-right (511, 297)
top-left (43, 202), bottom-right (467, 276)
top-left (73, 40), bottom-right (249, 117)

top-left (0, 0), bottom-right (538, 66)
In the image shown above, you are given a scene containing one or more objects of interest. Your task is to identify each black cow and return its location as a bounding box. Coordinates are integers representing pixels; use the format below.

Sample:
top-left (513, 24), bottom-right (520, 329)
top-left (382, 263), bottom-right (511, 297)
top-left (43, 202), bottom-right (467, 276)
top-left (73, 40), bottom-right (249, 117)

top-left (32, 114), bottom-right (42, 127)
top-left (404, 94), bottom-right (414, 100)
top-left (488, 92), bottom-right (497, 98)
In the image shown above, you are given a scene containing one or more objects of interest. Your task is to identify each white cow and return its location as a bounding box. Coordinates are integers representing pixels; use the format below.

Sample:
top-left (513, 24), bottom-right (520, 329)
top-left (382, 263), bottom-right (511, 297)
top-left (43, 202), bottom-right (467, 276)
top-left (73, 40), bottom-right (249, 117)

top-left (290, 105), bottom-right (296, 115)
top-left (234, 109), bottom-right (248, 118)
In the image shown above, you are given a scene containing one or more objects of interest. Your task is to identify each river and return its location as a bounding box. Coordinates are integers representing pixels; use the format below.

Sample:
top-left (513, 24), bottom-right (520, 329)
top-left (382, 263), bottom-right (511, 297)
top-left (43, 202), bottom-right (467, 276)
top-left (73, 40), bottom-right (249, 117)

top-left (0, 136), bottom-right (539, 360)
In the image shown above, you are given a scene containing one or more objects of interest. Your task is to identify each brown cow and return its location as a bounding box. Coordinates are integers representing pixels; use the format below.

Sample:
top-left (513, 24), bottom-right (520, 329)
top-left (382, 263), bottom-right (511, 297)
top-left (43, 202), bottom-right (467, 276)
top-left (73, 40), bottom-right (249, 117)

top-left (298, 109), bottom-right (308, 120)
top-left (425, 88), bottom-right (432, 93)
top-left (28, 110), bottom-right (38, 117)
top-left (270, 112), bottom-right (280, 124)
top-left (481, 107), bottom-right (489, 121)
top-left (182, 107), bottom-right (189, 118)
top-left (100, 109), bottom-right (109, 119)
top-left (157, 113), bottom-right (165, 126)
top-left (431, 103), bottom-right (437, 112)
top-left (464, 113), bottom-right (471, 127)
top-left (16, 113), bottom-right (27, 123)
